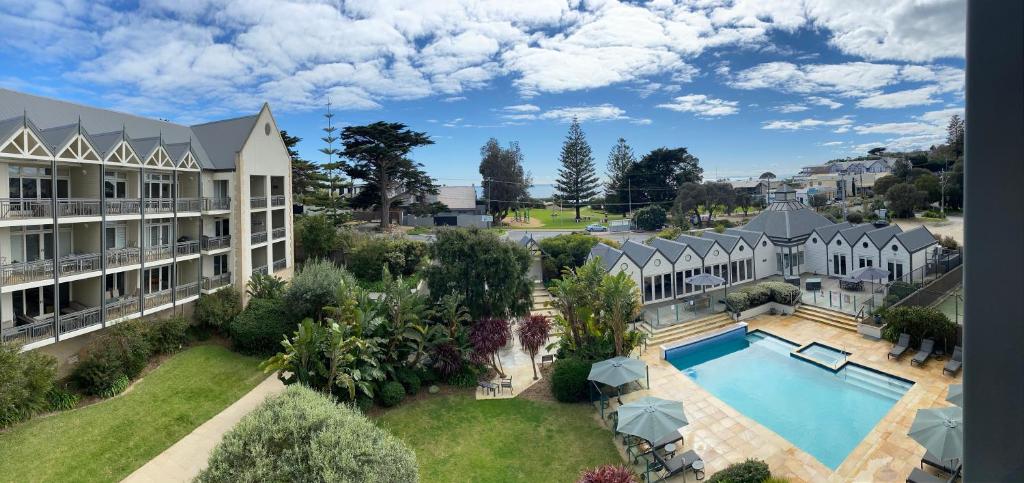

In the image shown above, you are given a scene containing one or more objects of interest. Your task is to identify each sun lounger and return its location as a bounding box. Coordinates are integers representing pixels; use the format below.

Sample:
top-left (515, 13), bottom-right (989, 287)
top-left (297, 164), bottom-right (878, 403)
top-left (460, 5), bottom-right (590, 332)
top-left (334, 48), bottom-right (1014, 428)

top-left (650, 449), bottom-right (704, 482)
top-left (888, 333), bottom-right (911, 360)
top-left (911, 338), bottom-right (935, 366)
top-left (921, 450), bottom-right (958, 475)
top-left (943, 346), bottom-right (962, 376)
top-left (907, 465), bottom-right (960, 483)
top-left (629, 431), bottom-right (683, 465)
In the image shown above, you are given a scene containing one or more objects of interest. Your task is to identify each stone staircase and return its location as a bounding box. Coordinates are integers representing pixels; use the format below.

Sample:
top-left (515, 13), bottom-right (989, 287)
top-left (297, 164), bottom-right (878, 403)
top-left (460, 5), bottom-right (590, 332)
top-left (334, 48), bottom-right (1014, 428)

top-left (642, 312), bottom-right (736, 347)
top-left (530, 285), bottom-right (558, 319)
top-left (793, 305), bottom-right (859, 332)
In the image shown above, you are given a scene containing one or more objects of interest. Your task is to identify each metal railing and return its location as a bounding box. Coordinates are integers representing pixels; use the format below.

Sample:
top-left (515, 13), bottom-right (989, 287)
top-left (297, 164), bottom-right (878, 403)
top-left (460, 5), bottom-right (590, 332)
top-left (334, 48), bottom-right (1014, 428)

top-left (201, 235), bottom-right (231, 251)
top-left (1, 316), bottom-right (55, 345)
top-left (105, 295), bottom-right (140, 321)
top-left (143, 289), bottom-right (173, 310)
top-left (272, 259), bottom-right (287, 272)
top-left (59, 306), bottom-right (102, 334)
top-left (145, 245), bottom-right (172, 262)
top-left (1, 259), bottom-right (55, 285)
top-left (106, 247), bottom-right (141, 268)
top-left (253, 265), bottom-right (268, 275)
top-left (251, 230), bottom-right (267, 244)
top-left (270, 195), bottom-right (286, 207)
top-left (250, 196), bottom-right (267, 209)
top-left (202, 272), bottom-right (232, 291)
top-left (104, 198), bottom-right (141, 216)
top-left (58, 253), bottom-right (102, 277)
top-left (272, 227), bottom-right (286, 239)
top-left (175, 240), bottom-right (200, 256)
top-left (202, 197), bottom-right (231, 211)
top-left (176, 198), bottom-right (200, 212)
top-left (144, 199), bottom-right (174, 214)
top-left (0, 198), bottom-right (51, 219)
top-left (175, 281), bottom-right (199, 300)
top-left (57, 199), bottom-right (102, 217)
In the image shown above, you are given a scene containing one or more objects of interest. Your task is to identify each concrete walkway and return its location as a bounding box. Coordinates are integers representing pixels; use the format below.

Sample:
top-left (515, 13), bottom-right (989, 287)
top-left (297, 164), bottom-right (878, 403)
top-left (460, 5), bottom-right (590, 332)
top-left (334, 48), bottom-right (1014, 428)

top-left (122, 375), bottom-right (286, 483)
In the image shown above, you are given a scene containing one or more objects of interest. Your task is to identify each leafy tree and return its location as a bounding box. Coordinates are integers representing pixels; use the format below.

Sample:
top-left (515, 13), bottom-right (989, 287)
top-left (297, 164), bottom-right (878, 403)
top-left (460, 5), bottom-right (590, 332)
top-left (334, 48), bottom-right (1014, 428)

top-left (946, 114), bottom-right (965, 159)
top-left (617, 147), bottom-right (702, 212)
top-left (846, 211), bottom-right (864, 224)
top-left (868, 147), bottom-right (887, 156)
top-left (0, 343), bottom-right (56, 428)
top-left (341, 122), bottom-right (437, 231)
top-left (872, 175), bottom-right (900, 197)
top-left (736, 192), bottom-right (753, 215)
top-left (424, 228), bottom-right (532, 319)
top-left (892, 157), bottom-right (912, 180)
top-left (604, 138), bottom-right (636, 213)
top-left (914, 172), bottom-right (941, 203)
top-left (283, 259), bottom-right (350, 321)
top-left (598, 271), bottom-right (642, 356)
top-left (295, 214), bottom-right (337, 261)
top-left (886, 183), bottom-right (924, 218)
top-left (704, 182), bottom-right (735, 219)
top-left (759, 172), bottom-right (776, 180)
top-left (518, 315), bottom-right (552, 380)
top-left (631, 205), bottom-right (667, 231)
top-left (194, 287), bottom-right (243, 330)
top-left (549, 260), bottom-right (604, 351)
top-left (672, 182), bottom-right (708, 226)
top-left (281, 131), bottom-right (328, 200)
top-left (479, 138), bottom-right (531, 223)
top-left (809, 193), bottom-right (830, 211)
top-left (554, 119), bottom-right (600, 221)
top-left (470, 317), bottom-right (512, 377)
top-left (538, 233), bottom-right (600, 281)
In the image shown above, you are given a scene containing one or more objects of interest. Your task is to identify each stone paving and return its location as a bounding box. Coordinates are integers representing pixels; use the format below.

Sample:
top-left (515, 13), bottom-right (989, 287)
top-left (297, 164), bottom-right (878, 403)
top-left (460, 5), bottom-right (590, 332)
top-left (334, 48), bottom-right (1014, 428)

top-left (617, 314), bottom-right (961, 482)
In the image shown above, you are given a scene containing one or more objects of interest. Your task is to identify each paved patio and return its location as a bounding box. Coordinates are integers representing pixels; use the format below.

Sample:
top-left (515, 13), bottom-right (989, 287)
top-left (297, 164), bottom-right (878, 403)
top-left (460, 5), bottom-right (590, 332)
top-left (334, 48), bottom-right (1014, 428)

top-left (616, 314), bottom-right (961, 482)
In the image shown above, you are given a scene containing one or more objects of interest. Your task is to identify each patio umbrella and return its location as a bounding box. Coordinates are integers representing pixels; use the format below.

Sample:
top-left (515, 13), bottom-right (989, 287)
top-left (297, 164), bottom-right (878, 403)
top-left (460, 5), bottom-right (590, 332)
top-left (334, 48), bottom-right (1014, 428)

top-left (616, 396), bottom-right (689, 445)
top-left (686, 273), bottom-right (730, 301)
top-left (849, 266), bottom-right (891, 306)
top-left (909, 406), bottom-right (963, 467)
top-left (946, 384), bottom-right (963, 407)
top-left (588, 356), bottom-right (648, 388)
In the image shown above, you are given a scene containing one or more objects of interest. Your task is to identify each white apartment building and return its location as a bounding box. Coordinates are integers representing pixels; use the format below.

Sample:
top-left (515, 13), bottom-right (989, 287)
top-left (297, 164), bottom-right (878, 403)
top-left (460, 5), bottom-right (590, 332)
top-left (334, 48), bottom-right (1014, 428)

top-left (0, 89), bottom-right (293, 353)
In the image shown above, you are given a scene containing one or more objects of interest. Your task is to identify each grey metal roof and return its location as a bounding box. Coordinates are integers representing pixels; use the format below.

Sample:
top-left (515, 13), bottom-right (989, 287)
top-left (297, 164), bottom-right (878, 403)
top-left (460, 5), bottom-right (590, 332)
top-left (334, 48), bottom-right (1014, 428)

top-left (589, 243), bottom-right (623, 271)
top-left (741, 205), bottom-right (834, 241)
top-left (836, 224), bottom-right (872, 245)
top-left (0, 116), bottom-right (22, 144)
top-left (89, 130), bottom-right (123, 157)
top-left (896, 226), bottom-right (938, 252)
top-left (430, 186), bottom-right (477, 211)
top-left (811, 222), bottom-right (852, 243)
top-left (676, 234), bottom-right (715, 257)
top-left (866, 225), bottom-right (903, 247)
top-left (189, 115), bottom-right (259, 170)
top-left (38, 123), bottom-right (78, 152)
top-left (621, 240), bottom-right (656, 266)
top-left (725, 228), bottom-right (764, 247)
top-left (648, 237), bottom-right (687, 262)
top-left (129, 137), bottom-right (160, 162)
top-left (700, 231), bottom-right (741, 252)
top-left (164, 142), bottom-right (192, 164)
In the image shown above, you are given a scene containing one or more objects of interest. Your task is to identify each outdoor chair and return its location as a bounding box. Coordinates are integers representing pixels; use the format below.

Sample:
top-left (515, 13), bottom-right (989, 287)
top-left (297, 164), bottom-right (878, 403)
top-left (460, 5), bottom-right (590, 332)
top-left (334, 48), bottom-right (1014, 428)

top-left (499, 376), bottom-right (513, 395)
top-left (630, 432), bottom-right (684, 465)
top-left (649, 448), bottom-right (704, 482)
top-left (943, 346), bottom-right (963, 376)
top-left (907, 465), bottom-right (961, 483)
top-left (889, 333), bottom-right (911, 360)
top-left (540, 354), bottom-right (556, 367)
top-left (911, 339), bottom-right (936, 367)
top-left (921, 450), bottom-right (958, 475)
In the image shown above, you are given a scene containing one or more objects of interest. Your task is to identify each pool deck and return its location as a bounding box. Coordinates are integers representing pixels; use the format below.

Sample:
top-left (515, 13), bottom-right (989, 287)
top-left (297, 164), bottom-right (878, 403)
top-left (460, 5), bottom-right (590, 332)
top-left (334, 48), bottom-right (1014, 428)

top-left (624, 314), bottom-right (961, 482)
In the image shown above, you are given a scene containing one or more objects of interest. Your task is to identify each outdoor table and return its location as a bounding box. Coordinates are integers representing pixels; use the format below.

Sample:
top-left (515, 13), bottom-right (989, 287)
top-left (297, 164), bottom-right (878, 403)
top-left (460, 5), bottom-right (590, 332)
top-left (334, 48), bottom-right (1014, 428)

top-left (784, 275), bottom-right (800, 286)
top-left (663, 443), bottom-right (677, 459)
top-left (805, 278), bottom-right (822, 291)
top-left (840, 278), bottom-right (864, 291)
top-left (692, 459), bottom-right (705, 480)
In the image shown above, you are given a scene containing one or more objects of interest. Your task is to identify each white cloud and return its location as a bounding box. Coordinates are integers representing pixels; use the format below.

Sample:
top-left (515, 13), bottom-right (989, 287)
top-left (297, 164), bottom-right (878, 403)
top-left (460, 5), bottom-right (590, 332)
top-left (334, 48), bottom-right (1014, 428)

top-left (819, 141), bottom-right (846, 146)
top-left (776, 104), bottom-right (809, 113)
top-left (848, 106), bottom-right (964, 150)
top-left (762, 116), bottom-right (854, 130)
top-left (807, 96), bottom-right (842, 109)
top-left (657, 94), bottom-right (739, 117)
top-left (442, 96), bottom-right (467, 102)
top-left (539, 104), bottom-right (629, 123)
top-left (503, 104), bottom-right (540, 112)
top-left (856, 86), bottom-right (940, 109)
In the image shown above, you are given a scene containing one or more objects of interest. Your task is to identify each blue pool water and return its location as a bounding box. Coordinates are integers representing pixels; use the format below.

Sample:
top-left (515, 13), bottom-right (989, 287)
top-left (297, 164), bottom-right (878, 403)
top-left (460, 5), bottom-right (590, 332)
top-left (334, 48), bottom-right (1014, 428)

top-left (667, 330), bottom-right (912, 469)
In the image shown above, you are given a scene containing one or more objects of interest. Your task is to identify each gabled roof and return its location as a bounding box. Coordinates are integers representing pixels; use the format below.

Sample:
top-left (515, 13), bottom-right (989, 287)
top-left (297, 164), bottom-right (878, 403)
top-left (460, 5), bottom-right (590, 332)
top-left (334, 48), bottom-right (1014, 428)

top-left (38, 122), bottom-right (79, 151)
top-left (89, 130), bottom-right (124, 157)
top-left (725, 228), bottom-right (765, 247)
top-left (589, 243), bottom-right (623, 272)
top-left (0, 116), bottom-right (22, 143)
top-left (811, 222), bottom-right (852, 243)
top-left (866, 225), bottom-right (903, 247)
top-left (621, 240), bottom-right (656, 266)
top-left (164, 142), bottom-right (191, 164)
top-left (189, 114), bottom-right (259, 170)
top-left (648, 237), bottom-right (687, 262)
top-left (129, 136), bottom-right (160, 161)
top-left (700, 231), bottom-right (742, 252)
top-left (431, 186), bottom-right (477, 211)
top-left (741, 204), bottom-right (834, 241)
top-left (676, 234), bottom-right (716, 257)
top-left (838, 224), bottom-right (874, 245)
top-left (895, 226), bottom-right (938, 252)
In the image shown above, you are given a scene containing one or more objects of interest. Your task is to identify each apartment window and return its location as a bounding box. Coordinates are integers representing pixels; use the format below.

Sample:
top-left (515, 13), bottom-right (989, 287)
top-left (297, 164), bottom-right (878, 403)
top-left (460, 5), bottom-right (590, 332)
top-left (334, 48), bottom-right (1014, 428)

top-left (105, 272), bottom-right (126, 298)
top-left (144, 266), bottom-right (171, 293)
top-left (213, 180), bottom-right (228, 199)
top-left (214, 218), bottom-right (229, 237)
top-left (105, 222), bottom-right (127, 249)
top-left (11, 285), bottom-right (61, 319)
top-left (213, 254), bottom-right (229, 275)
top-left (683, 269), bottom-right (696, 294)
top-left (145, 173), bottom-right (173, 199)
top-left (146, 222), bottom-right (171, 247)
top-left (643, 277), bottom-right (653, 302)
top-left (105, 171), bottom-right (128, 198)
top-left (662, 273), bottom-right (673, 298)
top-left (9, 166), bottom-right (68, 199)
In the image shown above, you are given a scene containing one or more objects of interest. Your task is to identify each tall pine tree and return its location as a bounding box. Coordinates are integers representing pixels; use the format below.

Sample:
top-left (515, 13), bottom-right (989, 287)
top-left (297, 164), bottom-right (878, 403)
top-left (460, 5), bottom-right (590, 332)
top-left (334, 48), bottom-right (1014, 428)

top-left (604, 137), bottom-right (636, 214)
top-left (554, 118), bottom-right (599, 221)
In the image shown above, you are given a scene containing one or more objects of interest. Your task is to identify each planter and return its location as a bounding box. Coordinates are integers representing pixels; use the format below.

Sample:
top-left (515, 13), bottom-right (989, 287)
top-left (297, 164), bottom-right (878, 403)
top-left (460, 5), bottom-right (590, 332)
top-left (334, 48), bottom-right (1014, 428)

top-left (858, 322), bottom-right (886, 340)
top-left (734, 302), bottom-right (797, 321)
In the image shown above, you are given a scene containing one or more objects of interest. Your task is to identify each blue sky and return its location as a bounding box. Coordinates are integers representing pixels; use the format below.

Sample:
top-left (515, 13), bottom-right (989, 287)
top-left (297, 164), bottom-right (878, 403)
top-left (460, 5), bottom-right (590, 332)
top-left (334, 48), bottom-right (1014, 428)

top-left (0, 1), bottom-right (964, 184)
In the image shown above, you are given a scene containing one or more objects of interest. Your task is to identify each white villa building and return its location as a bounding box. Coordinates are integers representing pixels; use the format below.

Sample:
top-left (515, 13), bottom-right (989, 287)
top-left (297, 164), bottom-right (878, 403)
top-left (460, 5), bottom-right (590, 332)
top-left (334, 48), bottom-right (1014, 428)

top-left (589, 187), bottom-right (940, 306)
top-left (0, 89), bottom-right (294, 357)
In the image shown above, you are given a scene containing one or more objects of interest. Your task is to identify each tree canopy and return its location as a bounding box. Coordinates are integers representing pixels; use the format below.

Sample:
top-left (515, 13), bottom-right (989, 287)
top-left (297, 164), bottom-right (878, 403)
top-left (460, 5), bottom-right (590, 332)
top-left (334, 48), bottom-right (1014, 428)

top-left (616, 147), bottom-right (702, 214)
top-left (554, 119), bottom-right (600, 221)
top-left (604, 138), bottom-right (636, 213)
top-left (479, 138), bottom-right (531, 223)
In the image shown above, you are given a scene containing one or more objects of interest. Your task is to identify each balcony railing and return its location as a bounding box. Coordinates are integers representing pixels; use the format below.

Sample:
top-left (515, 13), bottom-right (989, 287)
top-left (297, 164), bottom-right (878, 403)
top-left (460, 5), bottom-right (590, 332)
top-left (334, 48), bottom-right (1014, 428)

top-left (250, 196), bottom-right (267, 209)
top-left (107, 247), bottom-right (141, 268)
top-left (175, 281), bottom-right (199, 301)
top-left (144, 199), bottom-right (174, 214)
top-left (270, 195), bottom-right (286, 207)
top-left (253, 265), bottom-right (268, 275)
top-left (251, 230), bottom-right (267, 244)
top-left (1, 316), bottom-right (55, 345)
top-left (0, 198), bottom-right (52, 219)
top-left (57, 199), bottom-right (102, 217)
top-left (271, 227), bottom-right (286, 240)
top-left (202, 272), bottom-right (232, 291)
top-left (1, 259), bottom-right (54, 285)
top-left (176, 198), bottom-right (200, 213)
top-left (58, 253), bottom-right (102, 278)
top-left (105, 295), bottom-right (140, 321)
top-left (202, 235), bottom-right (231, 251)
top-left (145, 245), bottom-right (172, 263)
top-left (143, 289), bottom-right (173, 310)
top-left (104, 198), bottom-right (141, 216)
top-left (58, 305), bottom-right (102, 335)
top-left (272, 259), bottom-right (287, 272)
top-left (176, 240), bottom-right (200, 256)
top-left (202, 197), bottom-right (231, 211)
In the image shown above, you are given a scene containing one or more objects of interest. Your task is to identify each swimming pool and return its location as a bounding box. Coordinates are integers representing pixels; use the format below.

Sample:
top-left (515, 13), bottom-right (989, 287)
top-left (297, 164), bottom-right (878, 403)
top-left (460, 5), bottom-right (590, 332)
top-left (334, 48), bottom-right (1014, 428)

top-left (666, 329), bottom-right (913, 469)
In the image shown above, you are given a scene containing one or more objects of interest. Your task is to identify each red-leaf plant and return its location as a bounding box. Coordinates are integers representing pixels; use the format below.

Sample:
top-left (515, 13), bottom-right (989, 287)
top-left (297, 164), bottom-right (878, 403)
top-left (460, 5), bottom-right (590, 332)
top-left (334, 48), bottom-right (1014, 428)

top-left (469, 317), bottom-right (512, 378)
top-left (517, 314), bottom-right (552, 380)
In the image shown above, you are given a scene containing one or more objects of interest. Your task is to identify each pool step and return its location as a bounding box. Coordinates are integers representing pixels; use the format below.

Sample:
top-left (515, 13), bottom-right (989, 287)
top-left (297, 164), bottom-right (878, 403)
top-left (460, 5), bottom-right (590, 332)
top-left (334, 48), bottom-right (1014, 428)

top-left (647, 313), bottom-right (736, 346)
top-left (839, 365), bottom-right (913, 401)
top-left (793, 305), bottom-right (859, 332)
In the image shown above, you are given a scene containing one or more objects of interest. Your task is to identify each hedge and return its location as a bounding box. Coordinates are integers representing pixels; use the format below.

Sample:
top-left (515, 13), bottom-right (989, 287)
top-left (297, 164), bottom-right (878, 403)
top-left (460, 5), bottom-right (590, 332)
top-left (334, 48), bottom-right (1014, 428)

top-left (194, 287), bottom-right (243, 330)
top-left (726, 282), bottom-right (799, 312)
top-left (881, 306), bottom-right (957, 352)
top-left (551, 357), bottom-right (592, 403)
top-left (759, 282), bottom-right (801, 305)
top-left (229, 298), bottom-right (293, 355)
top-left (707, 459), bottom-right (771, 483)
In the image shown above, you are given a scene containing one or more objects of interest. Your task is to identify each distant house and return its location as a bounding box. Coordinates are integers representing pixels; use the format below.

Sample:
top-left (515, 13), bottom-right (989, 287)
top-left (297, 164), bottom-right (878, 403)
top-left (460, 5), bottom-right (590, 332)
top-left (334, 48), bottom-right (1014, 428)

top-left (407, 185), bottom-right (490, 228)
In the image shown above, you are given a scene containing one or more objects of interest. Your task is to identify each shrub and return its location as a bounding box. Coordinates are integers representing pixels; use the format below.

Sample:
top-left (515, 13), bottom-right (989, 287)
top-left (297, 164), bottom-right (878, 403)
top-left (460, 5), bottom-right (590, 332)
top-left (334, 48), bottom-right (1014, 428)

top-left (379, 381), bottom-right (407, 407)
top-left (939, 236), bottom-right (959, 250)
top-left (73, 320), bottom-right (152, 395)
top-left (246, 273), bottom-right (286, 300)
top-left (147, 316), bottom-right (189, 354)
top-left (355, 396), bottom-right (374, 413)
top-left (845, 212), bottom-right (864, 224)
top-left (229, 298), bottom-right (293, 355)
top-left (725, 292), bottom-right (750, 312)
top-left (741, 284), bottom-right (771, 307)
top-left (99, 375), bottom-right (131, 399)
top-left (887, 281), bottom-right (919, 302)
top-left (0, 343), bottom-right (57, 428)
top-left (197, 385), bottom-right (418, 482)
top-left (194, 287), bottom-right (243, 330)
top-left (396, 368), bottom-right (422, 396)
top-left (551, 357), bottom-right (592, 403)
top-left (759, 282), bottom-right (801, 305)
top-left (881, 306), bottom-right (958, 352)
top-left (349, 238), bottom-right (427, 282)
top-left (539, 233), bottom-right (600, 281)
top-left (46, 386), bottom-right (80, 412)
top-left (922, 209), bottom-right (946, 219)
top-left (707, 459), bottom-right (771, 483)
top-left (632, 205), bottom-right (667, 231)
top-left (284, 259), bottom-right (350, 320)
top-left (577, 464), bottom-right (639, 483)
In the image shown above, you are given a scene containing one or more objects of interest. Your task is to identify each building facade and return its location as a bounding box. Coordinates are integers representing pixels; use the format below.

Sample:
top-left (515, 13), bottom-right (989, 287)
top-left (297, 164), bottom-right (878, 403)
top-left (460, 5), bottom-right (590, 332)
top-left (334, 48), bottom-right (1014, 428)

top-left (0, 89), bottom-right (294, 355)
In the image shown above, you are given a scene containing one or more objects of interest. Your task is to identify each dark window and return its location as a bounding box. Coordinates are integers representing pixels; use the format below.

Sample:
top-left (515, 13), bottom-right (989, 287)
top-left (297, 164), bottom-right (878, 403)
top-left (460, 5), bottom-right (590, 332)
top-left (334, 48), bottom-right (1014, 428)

top-left (863, 242), bottom-right (869, 248)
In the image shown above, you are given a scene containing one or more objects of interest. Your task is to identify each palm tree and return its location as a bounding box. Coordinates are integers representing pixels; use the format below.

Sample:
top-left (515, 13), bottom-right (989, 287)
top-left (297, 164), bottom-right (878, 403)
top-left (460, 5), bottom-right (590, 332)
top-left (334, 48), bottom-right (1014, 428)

top-left (598, 271), bottom-right (642, 356)
top-left (517, 315), bottom-right (552, 380)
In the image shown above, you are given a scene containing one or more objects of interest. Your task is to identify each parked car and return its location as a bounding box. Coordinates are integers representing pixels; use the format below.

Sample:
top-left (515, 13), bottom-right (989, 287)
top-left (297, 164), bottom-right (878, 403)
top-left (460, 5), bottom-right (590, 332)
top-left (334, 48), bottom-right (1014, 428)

top-left (585, 223), bottom-right (608, 232)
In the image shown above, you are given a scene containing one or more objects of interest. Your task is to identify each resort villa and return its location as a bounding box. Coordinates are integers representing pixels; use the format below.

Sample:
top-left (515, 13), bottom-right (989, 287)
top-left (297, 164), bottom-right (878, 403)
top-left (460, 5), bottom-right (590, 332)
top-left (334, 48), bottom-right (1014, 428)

top-left (0, 89), bottom-right (294, 362)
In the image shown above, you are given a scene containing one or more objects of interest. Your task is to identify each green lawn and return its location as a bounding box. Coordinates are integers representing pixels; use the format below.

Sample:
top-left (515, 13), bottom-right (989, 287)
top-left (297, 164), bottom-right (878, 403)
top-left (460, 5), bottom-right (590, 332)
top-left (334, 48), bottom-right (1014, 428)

top-left (375, 393), bottom-right (622, 482)
top-left (0, 345), bottom-right (266, 483)
top-left (529, 206), bottom-right (614, 229)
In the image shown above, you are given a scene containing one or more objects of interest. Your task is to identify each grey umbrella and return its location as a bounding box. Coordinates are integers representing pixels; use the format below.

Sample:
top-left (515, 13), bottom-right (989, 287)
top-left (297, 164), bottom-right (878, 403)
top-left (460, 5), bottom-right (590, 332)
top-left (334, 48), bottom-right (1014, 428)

top-left (588, 356), bottom-right (648, 388)
top-left (909, 406), bottom-right (963, 466)
top-left (685, 273), bottom-right (727, 287)
top-left (849, 266), bottom-right (891, 306)
top-left (946, 384), bottom-right (963, 407)
top-left (616, 396), bottom-right (689, 445)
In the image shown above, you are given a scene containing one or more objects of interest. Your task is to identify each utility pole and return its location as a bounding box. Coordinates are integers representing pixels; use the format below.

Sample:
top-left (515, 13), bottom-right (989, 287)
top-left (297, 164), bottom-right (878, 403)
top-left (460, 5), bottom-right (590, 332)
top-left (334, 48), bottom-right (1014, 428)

top-left (627, 177), bottom-right (633, 217)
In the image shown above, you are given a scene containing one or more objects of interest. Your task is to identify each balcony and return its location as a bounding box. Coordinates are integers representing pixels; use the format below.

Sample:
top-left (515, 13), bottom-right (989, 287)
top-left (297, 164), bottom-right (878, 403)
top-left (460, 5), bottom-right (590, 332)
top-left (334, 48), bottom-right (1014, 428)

top-left (270, 195), bottom-right (286, 207)
top-left (251, 228), bottom-right (267, 245)
top-left (272, 258), bottom-right (287, 272)
top-left (202, 272), bottom-right (232, 291)
top-left (105, 199), bottom-right (141, 216)
top-left (1, 259), bottom-right (54, 286)
top-left (250, 197), bottom-right (267, 209)
top-left (105, 295), bottom-right (140, 321)
top-left (272, 227), bottom-right (286, 240)
top-left (107, 247), bottom-right (141, 268)
top-left (1, 316), bottom-right (54, 345)
top-left (201, 235), bottom-right (231, 251)
top-left (145, 245), bottom-right (172, 263)
top-left (202, 197), bottom-right (231, 212)
top-left (57, 199), bottom-right (101, 218)
top-left (253, 265), bottom-right (268, 275)
top-left (58, 253), bottom-right (102, 278)
top-left (176, 240), bottom-right (200, 257)
top-left (175, 281), bottom-right (199, 301)
top-left (143, 289), bottom-right (172, 310)
top-left (0, 199), bottom-right (51, 220)
top-left (144, 199), bottom-right (174, 214)
top-left (58, 303), bottom-right (102, 335)
top-left (176, 198), bottom-right (200, 213)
